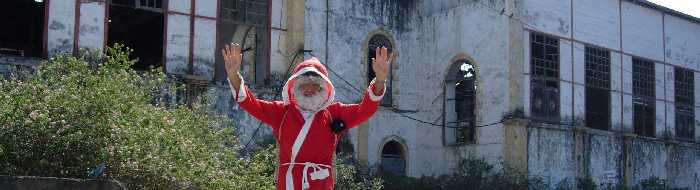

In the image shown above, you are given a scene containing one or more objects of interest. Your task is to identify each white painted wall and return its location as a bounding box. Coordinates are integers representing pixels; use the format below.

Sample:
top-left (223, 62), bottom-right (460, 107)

top-left (665, 15), bottom-right (700, 70)
top-left (78, 1), bottom-right (105, 51)
top-left (303, 0), bottom-right (510, 177)
top-left (165, 14), bottom-right (190, 75)
top-left (573, 0), bottom-right (621, 50)
top-left (520, 0), bottom-right (571, 37)
top-left (47, 0), bottom-right (75, 56)
top-left (621, 1), bottom-right (664, 61)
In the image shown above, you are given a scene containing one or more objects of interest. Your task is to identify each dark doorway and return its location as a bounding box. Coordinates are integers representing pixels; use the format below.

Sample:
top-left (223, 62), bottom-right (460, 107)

top-left (380, 140), bottom-right (406, 176)
top-left (108, 0), bottom-right (164, 70)
top-left (0, 0), bottom-right (45, 57)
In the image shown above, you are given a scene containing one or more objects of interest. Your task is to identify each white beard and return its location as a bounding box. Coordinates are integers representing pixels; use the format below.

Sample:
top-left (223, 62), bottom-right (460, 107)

top-left (293, 78), bottom-right (328, 112)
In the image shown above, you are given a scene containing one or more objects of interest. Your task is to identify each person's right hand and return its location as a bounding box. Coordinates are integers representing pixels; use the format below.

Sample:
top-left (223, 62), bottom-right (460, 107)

top-left (222, 43), bottom-right (242, 77)
top-left (222, 43), bottom-right (243, 90)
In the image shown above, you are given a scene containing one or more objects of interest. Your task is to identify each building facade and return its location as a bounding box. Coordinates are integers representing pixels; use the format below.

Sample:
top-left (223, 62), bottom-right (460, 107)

top-left (1, 0), bottom-right (698, 189)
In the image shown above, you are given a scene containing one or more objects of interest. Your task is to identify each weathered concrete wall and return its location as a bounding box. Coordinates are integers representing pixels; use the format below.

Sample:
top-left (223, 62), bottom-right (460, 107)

top-left (0, 56), bottom-right (40, 79)
top-left (192, 1), bottom-right (217, 80)
top-left (519, 0), bottom-right (571, 37)
top-left (303, 0), bottom-right (511, 177)
top-left (47, 0), bottom-right (76, 56)
top-left (667, 145), bottom-right (700, 189)
top-left (585, 132), bottom-right (623, 186)
top-left (621, 1), bottom-right (664, 61)
top-left (165, 0), bottom-right (191, 75)
top-left (78, 1), bottom-right (106, 51)
top-left (208, 77), bottom-right (284, 146)
top-left (528, 127), bottom-right (575, 188)
top-left (573, 0), bottom-right (620, 50)
top-left (664, 15), bottom-right (700, 69)
top-left (521, 0), bottom-right (700, 189)
top-left (628, 138), bottom-right (669, 185)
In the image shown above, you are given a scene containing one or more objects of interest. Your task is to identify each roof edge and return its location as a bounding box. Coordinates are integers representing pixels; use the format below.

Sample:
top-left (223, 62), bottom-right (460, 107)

top-left (625, 0), bottom-right (700, 24)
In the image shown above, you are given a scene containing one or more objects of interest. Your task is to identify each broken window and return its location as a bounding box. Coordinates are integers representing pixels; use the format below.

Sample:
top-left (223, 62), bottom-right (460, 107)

top-left (530, 33), bottom-right (559, 122)
top-left (444, 60), bottom-right (476, 145)
top-left (108, 0), bottom-right (164, 70)
top-left (633, 58), bottom-right (655, 137)
top-left (216, 0), bottom-right (269, 85)
top-left (380, 140), bottom-right (406, 176)
top-left (367, 34), bottom-right (393, 106)
top-left (675, 67), bottom-right (694, 141)
top-left (0, 0), bottom-right (45, 57)
top-left (584, 46), bottom-right (611, 130)
top-left (135, 0), bottom-right (162, 12)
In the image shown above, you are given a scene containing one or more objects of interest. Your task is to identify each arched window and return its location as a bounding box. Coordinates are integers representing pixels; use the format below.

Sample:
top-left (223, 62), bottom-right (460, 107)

top-left (380, 140), bottom-right (406, 176)
top-left (216, 0), bottom-right (269, 84)
top-left (367, 34), bottom-right (393, 106)
top-left (443, 60), bottom-right (476, 145)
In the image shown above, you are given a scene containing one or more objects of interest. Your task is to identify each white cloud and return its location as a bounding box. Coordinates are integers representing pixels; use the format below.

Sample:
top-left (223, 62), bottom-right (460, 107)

top-left (646, 0), bottom-right (700, 18)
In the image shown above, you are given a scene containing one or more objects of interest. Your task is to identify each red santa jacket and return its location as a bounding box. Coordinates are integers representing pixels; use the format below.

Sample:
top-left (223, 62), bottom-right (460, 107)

top-left (229, 58), bottom-right (385, 190)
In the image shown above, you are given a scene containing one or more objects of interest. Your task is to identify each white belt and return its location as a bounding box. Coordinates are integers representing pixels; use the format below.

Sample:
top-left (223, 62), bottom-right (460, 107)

top-left (282, 162), bottom-right (332, 190)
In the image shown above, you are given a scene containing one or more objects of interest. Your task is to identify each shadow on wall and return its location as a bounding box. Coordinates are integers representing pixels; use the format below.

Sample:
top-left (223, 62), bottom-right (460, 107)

top-left (0, 176), bottom-right (126, 190)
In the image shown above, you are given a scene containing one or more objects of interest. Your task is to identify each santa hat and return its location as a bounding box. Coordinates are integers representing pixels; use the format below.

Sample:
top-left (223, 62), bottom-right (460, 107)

top-left (281, 57), bottom-right (335, 110)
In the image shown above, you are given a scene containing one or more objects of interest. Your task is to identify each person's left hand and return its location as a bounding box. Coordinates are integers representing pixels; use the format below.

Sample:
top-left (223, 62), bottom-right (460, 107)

top-left (372, 47), bottom-right (395, 82)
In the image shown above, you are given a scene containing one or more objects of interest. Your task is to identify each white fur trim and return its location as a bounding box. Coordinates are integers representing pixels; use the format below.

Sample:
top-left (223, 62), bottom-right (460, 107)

top-left (368, 78), bottom-right (386, 102)
top-left (227, 73), bottom-right (247, 103)
top-left (285, 112), bottom-right (317, 190)
top-left (282, 66), bottom-right (335, 110)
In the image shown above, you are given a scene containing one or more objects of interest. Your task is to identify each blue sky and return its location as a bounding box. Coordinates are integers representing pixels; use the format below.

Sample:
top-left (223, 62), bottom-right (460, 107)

top-left (646, 0), bottom-right (700, 18)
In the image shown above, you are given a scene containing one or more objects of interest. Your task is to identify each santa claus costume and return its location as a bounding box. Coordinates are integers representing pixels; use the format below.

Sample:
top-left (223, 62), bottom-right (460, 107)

top-left (229, 57), bottom-right (385, 190)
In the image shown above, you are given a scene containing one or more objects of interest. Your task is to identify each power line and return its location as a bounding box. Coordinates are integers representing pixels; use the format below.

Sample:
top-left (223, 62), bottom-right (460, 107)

top-left (307, 51), bottom-right (517, 129)
top-left (239, 0), bottom-right (667, 151)
top-left (240, 50), bottom-right (303, 154)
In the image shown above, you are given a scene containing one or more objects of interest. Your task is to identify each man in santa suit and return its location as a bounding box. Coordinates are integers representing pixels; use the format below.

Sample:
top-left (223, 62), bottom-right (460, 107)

top-left (222, 43), bottom-right (394, 190)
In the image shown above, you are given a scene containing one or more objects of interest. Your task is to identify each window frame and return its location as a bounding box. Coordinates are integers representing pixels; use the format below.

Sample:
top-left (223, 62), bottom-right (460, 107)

top-left (529, 32), bottom-right (560, 122)
top-left (632, 57), bottom-right (656, 137)
top-left (366, 34), bottom-right (394, 107)
top-left (380, 140), bottom-right (407, 176)
top-left (583, 46), bottom-right (611, 130)
top-left (674, 67), bottom-right (695, 141)
top-left (442, 60), bottom-right (477, 146)
top-left (215, 0), bottom-right (270, 84)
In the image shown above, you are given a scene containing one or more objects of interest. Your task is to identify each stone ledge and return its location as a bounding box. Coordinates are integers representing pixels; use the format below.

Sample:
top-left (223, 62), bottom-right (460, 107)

top-left (0, 176), bottom-right (126, 190)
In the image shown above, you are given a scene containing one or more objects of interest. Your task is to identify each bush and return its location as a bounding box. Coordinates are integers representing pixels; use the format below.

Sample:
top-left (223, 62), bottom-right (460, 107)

top-left (0, 44), bottom-right (274, 189)
top-left (380, 156), bottom-right (538, 190)
top-left (334, 154), bottom-right (383, 190)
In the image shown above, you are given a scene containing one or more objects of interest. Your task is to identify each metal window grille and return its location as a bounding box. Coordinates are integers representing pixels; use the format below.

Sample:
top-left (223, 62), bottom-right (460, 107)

top-left (135, 0), bottom-right (162, 11)
top-left (530, 33), bottom-right (560, 121)
top-left (217, 0), bottom-right (270, 83)
top-left (584, 46), bottom-right (611, 130)
top-left (675, 67), bottom-right (695, 141)
top-left (221, 0), bottom-right (268, 26)
top-left (633, 58), bottom-right (655, 137)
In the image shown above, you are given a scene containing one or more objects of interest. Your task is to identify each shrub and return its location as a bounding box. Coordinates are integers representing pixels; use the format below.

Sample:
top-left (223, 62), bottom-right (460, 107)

top-left (0, 44), bottom-right (270, 189)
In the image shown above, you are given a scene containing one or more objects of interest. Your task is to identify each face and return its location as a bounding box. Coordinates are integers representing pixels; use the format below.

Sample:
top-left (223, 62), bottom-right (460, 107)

top-left (298, 73), bottom-right (322, 97)
top-left (293, 73), bottom-right (328, 112)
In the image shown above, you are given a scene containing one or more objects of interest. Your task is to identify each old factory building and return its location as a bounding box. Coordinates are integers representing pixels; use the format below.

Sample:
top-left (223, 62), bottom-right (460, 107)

top-left (1, 0), bottom-right (699, 189)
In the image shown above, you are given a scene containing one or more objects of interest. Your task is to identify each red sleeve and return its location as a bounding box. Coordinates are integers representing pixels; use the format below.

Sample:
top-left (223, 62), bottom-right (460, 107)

top-left (333, 82), bottom-right (384, 129)
top-left (235, 85), bottom-right (286, 129)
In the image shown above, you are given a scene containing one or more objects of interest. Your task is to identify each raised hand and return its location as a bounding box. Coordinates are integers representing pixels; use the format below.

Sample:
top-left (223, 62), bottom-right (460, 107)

top-left (372, 46), bottom-right (394, 82)
top-left (222, 43), bottom-right (243, 90)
